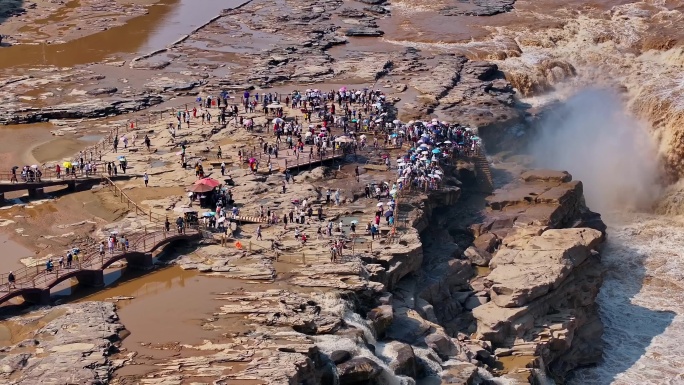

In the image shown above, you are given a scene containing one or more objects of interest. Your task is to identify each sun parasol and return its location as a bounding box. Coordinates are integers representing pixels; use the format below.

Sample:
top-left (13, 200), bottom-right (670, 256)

top-left (188, 184), bottom-right (214, 193)
top-left (202, 212), bottom-right (216, 217)
top-left (385, 210), bottom-right (394, 218)
top-left (272, 117), bottom-right (284, 124)
top-left (432, 148), bottom-right (441, 154)
top-left (195, 177), bottom-right (220, 188)
top-left (62, 161), bottom-right (72, 168)
top-left (340, 86), bottom-right (347, 92)
top-left (376, 202), bottom-right (384, 207)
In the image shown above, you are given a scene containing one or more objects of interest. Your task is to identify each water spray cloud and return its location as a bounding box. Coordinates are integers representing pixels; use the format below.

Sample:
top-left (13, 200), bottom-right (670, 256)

top-left (529, 88), bottom-right (663, 213)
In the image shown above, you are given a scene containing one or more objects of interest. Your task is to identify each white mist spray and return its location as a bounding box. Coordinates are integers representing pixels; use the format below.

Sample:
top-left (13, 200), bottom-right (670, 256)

top-left (529, 88), bottom-right (663, 213)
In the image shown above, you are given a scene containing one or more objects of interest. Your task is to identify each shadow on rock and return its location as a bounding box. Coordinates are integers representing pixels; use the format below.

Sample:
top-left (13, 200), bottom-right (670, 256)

top-left (0, 0), bottom-right (25, 25)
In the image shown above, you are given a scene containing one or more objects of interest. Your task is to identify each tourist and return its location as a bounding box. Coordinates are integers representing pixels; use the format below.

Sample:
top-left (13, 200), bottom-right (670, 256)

top-left (7, 271), bottom-right (15, 289)
top-left (256, 225), bottom-right (263, 240)
top-left (176, 216), bottom-right (184, 233)
top-left (143, 172), bottom-right (149, 187)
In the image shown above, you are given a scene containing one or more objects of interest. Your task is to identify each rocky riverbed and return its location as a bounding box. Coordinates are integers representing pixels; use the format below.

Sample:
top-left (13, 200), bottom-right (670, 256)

top-left (0, 0), bottom-right (615, 384)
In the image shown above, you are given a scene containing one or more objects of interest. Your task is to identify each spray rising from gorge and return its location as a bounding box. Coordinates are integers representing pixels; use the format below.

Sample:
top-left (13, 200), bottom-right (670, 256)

top-left (529, 88), bottom-right (663, 214)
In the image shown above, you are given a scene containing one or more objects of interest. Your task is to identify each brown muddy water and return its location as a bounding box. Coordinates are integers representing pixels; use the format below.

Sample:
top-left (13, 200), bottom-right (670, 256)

top-left (0, 0), bottom-right (250, 69)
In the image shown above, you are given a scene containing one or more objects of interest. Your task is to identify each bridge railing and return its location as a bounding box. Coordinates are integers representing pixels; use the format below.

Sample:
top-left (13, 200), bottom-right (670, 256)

top-left (101, 175), bottom-right (168, 222)
top-left (0, 227), bottom-right (201, 292)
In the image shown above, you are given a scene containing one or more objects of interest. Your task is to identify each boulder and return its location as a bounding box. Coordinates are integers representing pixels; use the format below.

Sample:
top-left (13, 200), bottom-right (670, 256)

top-left (367, 305), bottom-right (393, 338)
top-left (440, 361), bottom-right (480, 384)
top-left (464, 246), bottom-right (492, 267)
top-left (473, 233), bottom-right (499, 253)
top-left (330, 350), bottom-right (352, 364)
top-left (387, 342), bottom-right (417, 378)
top-left (337, 357), bottom-right (382, 384)
top-left (424, 333), bottom-right (456, 359)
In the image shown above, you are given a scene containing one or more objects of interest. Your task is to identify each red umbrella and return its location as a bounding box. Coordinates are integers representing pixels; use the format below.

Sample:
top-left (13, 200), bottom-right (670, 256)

top-left (189, 184), bottom-right (214, 193)
top-left (195, 177), bottom-right (220, 188)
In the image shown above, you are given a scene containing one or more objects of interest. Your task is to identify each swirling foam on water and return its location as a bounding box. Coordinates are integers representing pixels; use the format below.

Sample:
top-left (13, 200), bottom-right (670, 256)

top-left (570, 212), bottom-right (684, 385)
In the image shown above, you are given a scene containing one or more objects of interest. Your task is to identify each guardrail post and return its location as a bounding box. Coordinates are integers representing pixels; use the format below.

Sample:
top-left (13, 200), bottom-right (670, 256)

top-left (143, 226), bottom-right (147, 250)
top-left (302, 252), bottom-right (306, 264)
top-left (249, 241), bottom-right (252, 253)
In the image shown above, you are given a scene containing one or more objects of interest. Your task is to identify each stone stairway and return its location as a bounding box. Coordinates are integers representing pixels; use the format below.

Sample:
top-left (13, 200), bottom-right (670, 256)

top-left (472, 151), bottom-right (494, 194)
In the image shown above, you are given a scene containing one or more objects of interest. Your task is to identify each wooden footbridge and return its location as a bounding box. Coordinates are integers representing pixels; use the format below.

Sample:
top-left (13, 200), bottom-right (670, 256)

top-left (0, 174), bottom-right (205, 306)
top-left (0, 168), bottom-right (131, 198)
top-left (0, 228), bottom-right (202, 306)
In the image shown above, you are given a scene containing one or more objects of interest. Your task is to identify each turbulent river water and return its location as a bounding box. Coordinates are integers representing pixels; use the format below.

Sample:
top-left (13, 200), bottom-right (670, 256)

top-left (569, 212), bottom-right (684, 385)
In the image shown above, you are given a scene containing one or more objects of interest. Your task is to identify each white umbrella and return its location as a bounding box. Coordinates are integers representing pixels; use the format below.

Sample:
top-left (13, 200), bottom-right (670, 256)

top-left (397, 178), bottom-right (404, 182)
top-left (444, 140), bottom-right (452, 144)
top-left (217, 217), bottom-right (226, 223)
top-left (360, 134), bottom-right (367, 139)
top-left (407, 120), bottom-right (415, 125)
top-left (421, 151), bottom-right (428, 155)
top-left (375, 118), bottom-right (382, 123)
top-left (435, 170), bottom-right (444, 175)
top-left (389, 189), bottom-right (397, 195)
top-left (272, 118), bottom-right (283, 123)
top-left (393, 119), bottom-right (401, 124)
top-left (376, 202), bottom-right (384, 207)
